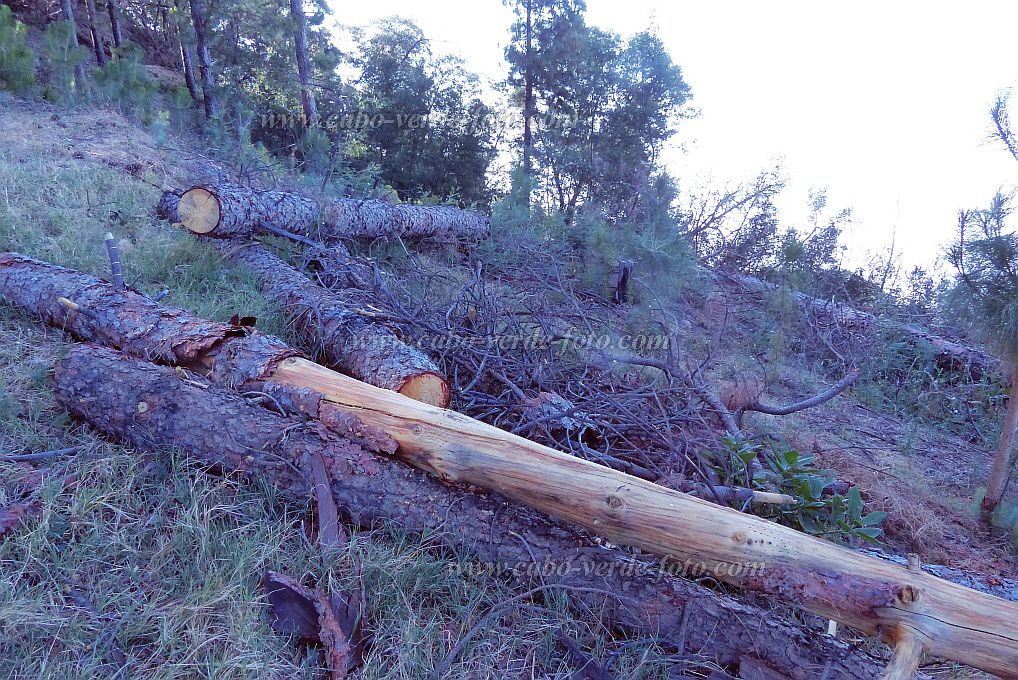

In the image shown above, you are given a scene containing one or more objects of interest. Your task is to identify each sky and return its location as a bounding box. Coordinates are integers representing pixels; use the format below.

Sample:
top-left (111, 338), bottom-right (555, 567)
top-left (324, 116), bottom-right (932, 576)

top-left (328, 0), bottom-right (1018, 272)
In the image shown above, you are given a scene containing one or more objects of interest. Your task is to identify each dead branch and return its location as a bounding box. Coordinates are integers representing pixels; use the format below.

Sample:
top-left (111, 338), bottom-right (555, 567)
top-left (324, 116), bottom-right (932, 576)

top-left (736, 370), bottom-right (860, 428)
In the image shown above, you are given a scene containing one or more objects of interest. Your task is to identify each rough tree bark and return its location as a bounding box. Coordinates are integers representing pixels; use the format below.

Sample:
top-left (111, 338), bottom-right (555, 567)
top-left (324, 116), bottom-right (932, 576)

top-left (4, 253), bottom-right (1018, 677)
top-left (172, 1), bottom-right (201, 105)
top-left (106, 0), bottom-right (124, 49)
top-left (983, 362), bottom-right (1018, 519)
top-left (51, 344), bottom-right (885, 680)
top-left (179, 39), bottom-right (200, 105)
top-left (288, 0), bottom-right (319, 128)
top-left (174, 184), bottom-right (490, 241)
top-left (84, 0), bottom-right (106, 66)
top-left (212, 240), bottom-right (450, 407)
top-left (187, 0), bottom-right (218, 119)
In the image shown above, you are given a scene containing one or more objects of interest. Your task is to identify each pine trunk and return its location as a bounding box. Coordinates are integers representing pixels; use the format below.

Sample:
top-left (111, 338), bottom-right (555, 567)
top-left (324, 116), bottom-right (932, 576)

top-left (289, 0), bottom-right (319, 128)
top-left (176, 184), bottom-right (320, 237)
top-left (983, 363), bottom-right (1018, 519)
top-left (84, 0), bottom-right (106, 66)
top-left (187, 0), bottom-right (218, 119)
top-left (523, 0), bottom-right (533, 177)
top-left (180, 41), bottom-right (200, 105)
top-left (59, 0), bottom-right (88, 84)
top-left (4, 252), bottom-right (1018, 678)
top-left (175, 184), bottom-right (490, 240)
top-left (59, 0), bottom-right (79, 39)
top-left (212, 240), bottom-right (450, 406)
top-left (51, 344), bottom-right (884, 680)
top-left (107, 0), bottom-right (124, 49)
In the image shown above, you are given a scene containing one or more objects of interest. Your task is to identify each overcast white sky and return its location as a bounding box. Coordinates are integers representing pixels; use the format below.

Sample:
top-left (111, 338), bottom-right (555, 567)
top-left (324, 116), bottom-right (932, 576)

top-left (329, 0), bottom-right (1018, 271)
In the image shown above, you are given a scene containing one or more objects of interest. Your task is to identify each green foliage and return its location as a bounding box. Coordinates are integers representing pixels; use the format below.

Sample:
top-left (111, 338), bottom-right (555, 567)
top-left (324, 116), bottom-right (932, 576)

top-left (168, 84), bottom-right (196, 133)
top-left (150, 110), bottom-right (170, 147)
top-left (298, 126), bottom-right (332, 173)
top-left (507, 0), bottom-right (690, 224)
top-left (0, 6), bottom-right (35, 93)
top-left (566, 172), bottom-right (692, 306)
top-left (947, 191), bottom-right (1018, 360)
top-left (490, 167), bottom-right (539, 236)
top-left (350, 19), bottom-right (496, 205)
top-left (714, 436), bottom-right (887, 544)
top-left (92, 43), bottom-right (157, 118)
top-left (42, 21), bottom-right (87, 104)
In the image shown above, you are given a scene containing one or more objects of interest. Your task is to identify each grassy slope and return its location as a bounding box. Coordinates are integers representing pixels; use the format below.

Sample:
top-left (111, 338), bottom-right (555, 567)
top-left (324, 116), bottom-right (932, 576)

top-left (0, 91), bottom-right (1012, 678)
top-left (0, 94), bottom-right (683, 679)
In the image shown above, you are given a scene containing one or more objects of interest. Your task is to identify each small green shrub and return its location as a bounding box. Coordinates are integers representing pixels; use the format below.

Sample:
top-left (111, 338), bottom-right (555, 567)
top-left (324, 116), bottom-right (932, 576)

top-left (151, 109), bottom-right (170, 146)
top-left (0, 6), bottom-right (35, 93)
top-left (298, 127), bottom-right (332, 173)
top-left (168, 84), bottom-right (196, 133)
top-left (92, 42), bottom-right (158, 117)
top-left (712, 436), bottom-right (887, 544)
top-left (42, 20), bottom-right (87, 104)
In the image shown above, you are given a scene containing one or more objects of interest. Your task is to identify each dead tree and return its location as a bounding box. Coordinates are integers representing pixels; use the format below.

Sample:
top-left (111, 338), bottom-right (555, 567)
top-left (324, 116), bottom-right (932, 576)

top-left (3, 252), bottom-right (1018, 678)
top-left (288, 0), bottom-right (319, 128)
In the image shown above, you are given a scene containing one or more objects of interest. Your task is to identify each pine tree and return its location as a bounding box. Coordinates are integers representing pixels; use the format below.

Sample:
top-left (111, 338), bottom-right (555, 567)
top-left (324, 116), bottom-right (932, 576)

top-left (949, 190), bottom-right (1018, 521)
top-left (0, 6), bottom-right (36, 93)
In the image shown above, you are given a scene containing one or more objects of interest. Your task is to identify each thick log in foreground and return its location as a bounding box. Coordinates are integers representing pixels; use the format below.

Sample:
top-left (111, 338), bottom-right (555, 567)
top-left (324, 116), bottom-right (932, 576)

top-left (211, 240), bottom-right (450, 407)
top-left (51, 345), bottom-right (883, 679)
top-left (176, 184), bottom-right (490, 241)
top-left (3, 255), bottom-right (1018, 676)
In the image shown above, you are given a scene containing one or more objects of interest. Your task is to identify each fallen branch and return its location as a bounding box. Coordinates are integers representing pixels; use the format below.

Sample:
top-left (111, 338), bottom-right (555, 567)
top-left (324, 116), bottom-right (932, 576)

top-left (734, 370), bottom-right (861, 428)
top-left (2, 446), bottom-right (83, 462)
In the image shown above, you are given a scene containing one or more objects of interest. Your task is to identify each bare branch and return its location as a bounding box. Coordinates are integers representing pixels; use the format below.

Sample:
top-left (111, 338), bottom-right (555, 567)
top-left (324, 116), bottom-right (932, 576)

top-left (742, 369), bottom-right (860, 420)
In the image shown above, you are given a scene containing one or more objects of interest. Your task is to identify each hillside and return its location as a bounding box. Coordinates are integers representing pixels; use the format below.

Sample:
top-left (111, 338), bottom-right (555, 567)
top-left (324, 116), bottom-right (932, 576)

top-left (1, 87), bottom-right (1017, 680)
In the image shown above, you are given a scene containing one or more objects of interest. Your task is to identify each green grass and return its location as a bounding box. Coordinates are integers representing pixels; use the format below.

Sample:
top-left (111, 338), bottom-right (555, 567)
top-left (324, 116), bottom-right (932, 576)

top-left (0, 322), bottom-right (671, 677)
top-left (0, 146), bottom-right (287, 336)
top-left (0, 103), bottom-right (680, 679)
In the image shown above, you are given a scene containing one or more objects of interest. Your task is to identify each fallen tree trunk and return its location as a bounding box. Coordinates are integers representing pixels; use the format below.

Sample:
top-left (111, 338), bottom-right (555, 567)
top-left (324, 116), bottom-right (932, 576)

top-left (52, 344), bottom-right (883, 679)
top-left (4, 254), bottom-right (1018, 677)
top-left (175, 184), bottom-right (490, 241)
top-left (729, 274), bottom-right (999, 381)
top-left (213, 240), bottom-right (450, 407)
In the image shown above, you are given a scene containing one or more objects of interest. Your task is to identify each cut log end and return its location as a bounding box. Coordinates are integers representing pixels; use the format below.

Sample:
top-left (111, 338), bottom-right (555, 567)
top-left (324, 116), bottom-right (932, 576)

top-left (179, 187), bottom-right (221, 234)
top-left (398, 371), bottom-right (451, 408)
